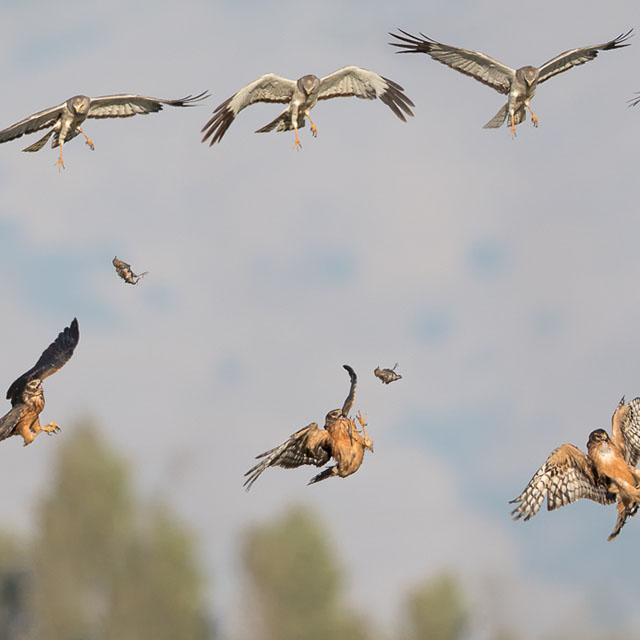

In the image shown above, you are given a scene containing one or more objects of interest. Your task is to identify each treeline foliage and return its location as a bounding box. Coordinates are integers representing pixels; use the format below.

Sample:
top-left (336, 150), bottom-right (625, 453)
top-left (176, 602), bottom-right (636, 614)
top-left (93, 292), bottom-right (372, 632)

top-left (0, 423), bottom-right (210, 640)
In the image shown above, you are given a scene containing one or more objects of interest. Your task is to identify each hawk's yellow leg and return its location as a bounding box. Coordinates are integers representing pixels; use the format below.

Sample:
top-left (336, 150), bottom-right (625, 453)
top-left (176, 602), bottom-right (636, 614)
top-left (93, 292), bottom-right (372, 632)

top-left (308, 115), bottom-right (318, 137)
top-left (526, 104), bottom-right (539, 127)
top-left (293, 124), bottom-right (302, 150)
top-left (55, 143), bottom-right (65, 171)
top-left (509, 115), bottom-right (517, 139)
top-left (78, 127), bottom-right (95, 150)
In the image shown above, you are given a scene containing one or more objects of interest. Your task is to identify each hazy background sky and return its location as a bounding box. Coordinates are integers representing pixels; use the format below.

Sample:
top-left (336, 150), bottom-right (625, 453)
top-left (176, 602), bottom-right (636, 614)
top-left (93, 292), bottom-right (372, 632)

top-left (1, 0), bottom-right (640, 637)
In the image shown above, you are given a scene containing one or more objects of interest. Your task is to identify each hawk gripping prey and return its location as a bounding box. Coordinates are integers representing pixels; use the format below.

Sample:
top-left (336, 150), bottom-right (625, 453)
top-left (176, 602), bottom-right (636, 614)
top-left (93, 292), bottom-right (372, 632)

top-left (389, 29), bottom-right (632, 137)
top-left (244, 365), bottom-right (373, 490)
top-left (374, 363), bottom-right (402, 384)
top-left (0, 91), bottom-right (209, 170)
top-left (201, 66), bottom-right (414, 149)
top-left (112, 256), bottom-right (149, 285)
top-left (510, 397), bottom-right (640, 540)
top-left (0, 318), bottom-right (79, 446)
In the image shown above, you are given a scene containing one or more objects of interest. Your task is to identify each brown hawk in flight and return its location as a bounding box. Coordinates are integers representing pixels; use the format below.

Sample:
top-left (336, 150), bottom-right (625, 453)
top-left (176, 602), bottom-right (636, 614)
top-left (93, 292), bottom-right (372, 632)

top-left (510, 397), bottom-right (640, 540)
top-left (0, 318), bottom-right (79, 446)
top-left (244, 365), bottom-right (373, 490)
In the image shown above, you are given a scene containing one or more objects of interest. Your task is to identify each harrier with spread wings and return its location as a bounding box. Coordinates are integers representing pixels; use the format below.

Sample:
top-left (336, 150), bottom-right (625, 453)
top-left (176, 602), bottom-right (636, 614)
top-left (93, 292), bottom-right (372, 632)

top-left (244, 365), bottom-right (373, 490)
top-left (510, 397), bottom-right (640, 540)
top-left (202, 66), bottom-right (414, 149)
top-left (374, 363), bottom-right (402, 384)
top-left (112, 256), bottom-right (148, 285)
top-left (0, 319), bottom-right (79, 446)
top-left (0, 92), bottom-right (208, 170)
top-left (390, 29), bottom-right (632, 136)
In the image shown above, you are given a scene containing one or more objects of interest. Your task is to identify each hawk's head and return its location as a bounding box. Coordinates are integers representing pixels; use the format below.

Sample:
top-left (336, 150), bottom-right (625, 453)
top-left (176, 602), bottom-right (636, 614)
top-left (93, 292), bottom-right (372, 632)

top-left (325, 408), bottom-right (343, 423)
top-left (68, 95), bottom-right (91, 115)
top-left (519, 66), bottom-right (539, 88)
top-left (23, 379), bottom-right (43, 400)
top-left (588, 428), bottom-right (610, 445)
top-left (297, 75), bottom-right (320, 97)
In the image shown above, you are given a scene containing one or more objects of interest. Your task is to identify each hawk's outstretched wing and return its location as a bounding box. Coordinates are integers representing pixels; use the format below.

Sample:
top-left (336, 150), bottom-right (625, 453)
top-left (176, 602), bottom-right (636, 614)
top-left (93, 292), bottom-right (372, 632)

top-left (389, 30), bottom-right (515, 95)
top-left (510, 443), bottom-right (614, 521)
top-left (317, 66), bottom-right (414, 121)
top-left (0, 103), bottom-right (67, 145)
top-left (243, 423), bottom-right (332, 491)
top-left (6, 318), bottom-right (79, 405)
top-left (87, 92), bottom-right (208, 119)
top-left (537, 30), bottom-right (632, 84)
top-left (0, 405), bottom-right (27, 442)
top-left (610, 396), bottom-right (640, 467)
top-left (201, 74), bottom-right (297, 146)
top-left (341, 365), bottom-right (358, 416)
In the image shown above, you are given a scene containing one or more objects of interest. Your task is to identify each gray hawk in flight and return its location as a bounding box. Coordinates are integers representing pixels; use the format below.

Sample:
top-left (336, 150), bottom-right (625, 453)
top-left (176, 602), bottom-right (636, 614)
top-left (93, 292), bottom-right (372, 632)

top-left (201, 66), bottom-right (414, 149)
top-left (244, 365), bottom-right (373, 490)
top-left (0, 92), bottom-right (209, 170)
top-left (389, 29), bottom-right (632, 136)
top-left (510, 397), bottom-right (640, 540)
top-left (112, 256), bottom-right (148, 285)
top-left (0, 318), bottom-right (79, 446)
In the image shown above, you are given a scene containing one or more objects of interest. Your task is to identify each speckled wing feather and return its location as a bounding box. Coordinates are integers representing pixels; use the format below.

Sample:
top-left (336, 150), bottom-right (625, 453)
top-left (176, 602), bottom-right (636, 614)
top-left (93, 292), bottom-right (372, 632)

top-left (612, 396), bottom-right (640, 466)
top-left (389, 30), bottom-right (514, 95)
top-left (317, 66), bottom-right (414, 121)
top-left (510, 444), bottom-right (614, 521)
top-left (243, 423), bottom-right (332, 491)
top-left (0, 103), bottom-right (66, 144)
top-left (537, 30), bottom-right (632, 84)
top-left (87, 92), bottom-right (208, 118)
top-left (6, 318), bottom-right (79, 405)
top-left (201, 74), bottom-right (296, 146)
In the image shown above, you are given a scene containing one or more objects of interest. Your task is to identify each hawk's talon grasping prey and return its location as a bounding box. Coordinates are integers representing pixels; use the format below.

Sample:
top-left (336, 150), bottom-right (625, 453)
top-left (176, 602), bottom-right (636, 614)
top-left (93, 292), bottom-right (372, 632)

top-left (0, 319), bottom-right (79, 447)
top-left (389, 29), bottom-right (631, 134)
top-left (201, 67), bottom-right (413, 148)
top-left (0, 92), bottom-right (208, 168)
top-left (510, 397), bottom-right (640, 540)
top-left (243, 364), bottom-right (373, 490)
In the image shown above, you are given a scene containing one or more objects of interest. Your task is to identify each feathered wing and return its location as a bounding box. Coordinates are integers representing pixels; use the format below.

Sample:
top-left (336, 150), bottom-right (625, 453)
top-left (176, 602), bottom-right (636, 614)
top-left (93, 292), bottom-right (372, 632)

top-left (510, 444), bottom-right (614, 521)
top-left (6, 318), bottom-right (79, 405)
top-left (243, 423), bottom-right (332, 491)
top-left (389, 30), bottom-right (515, 95)
top-left (0, 103), bottom-right (66, 145)
top-left (628, 93), bottom-right (640, 108)
top-left (201, 74), bottom-right (297, 146)
top-left (317, 66), bottom-right (414, 121)
top-left (0, 405), bottom-right (25, 441)
top-left (537, 30), bottom-right (632, 84)
top-left (87, 92), bottom-right (209, 118)
top-left (611, 396), bottom-right (640, 466)
top-left (341, 365), bottom-right (358, 416)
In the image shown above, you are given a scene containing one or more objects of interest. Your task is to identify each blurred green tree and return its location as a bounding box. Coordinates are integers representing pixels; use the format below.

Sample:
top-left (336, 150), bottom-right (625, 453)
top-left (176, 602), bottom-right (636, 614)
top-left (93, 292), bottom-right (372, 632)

top-left (241, 505), bottom-right (370, 640)
top-left (104, 505), bottom-right (209, 640)
top-left (27, 421), bottom-right (209, 640)
top-left (399, 572), bottom-right (467, 640)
